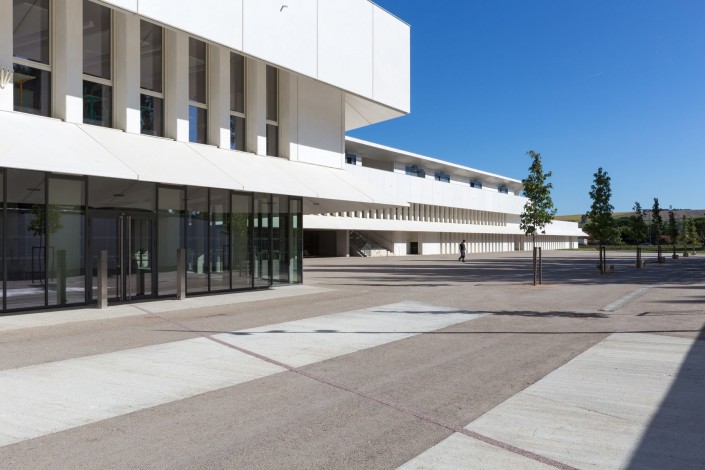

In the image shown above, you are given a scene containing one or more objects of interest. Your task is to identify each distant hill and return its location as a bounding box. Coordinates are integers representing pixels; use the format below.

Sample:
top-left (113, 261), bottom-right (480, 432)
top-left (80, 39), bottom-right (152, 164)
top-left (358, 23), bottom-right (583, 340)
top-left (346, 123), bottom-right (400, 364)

top-left (556, 209), bottom-right (705, 224)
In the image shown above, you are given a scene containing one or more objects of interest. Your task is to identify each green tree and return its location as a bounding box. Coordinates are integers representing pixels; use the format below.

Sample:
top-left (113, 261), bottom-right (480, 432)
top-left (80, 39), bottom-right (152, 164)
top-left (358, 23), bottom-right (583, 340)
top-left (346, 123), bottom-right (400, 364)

top-left (651, 198), bottom-right (664, 244)
top-left (520, 150), bottom-right (557, 247)
top-left (667, 210), bottom-right (678, 246)
top-left (684, 216), bottom-right (699, 253)
top-left (584, 167), bottom-right (616, 245)
top-left (630, 202), bottom-right (648, 244)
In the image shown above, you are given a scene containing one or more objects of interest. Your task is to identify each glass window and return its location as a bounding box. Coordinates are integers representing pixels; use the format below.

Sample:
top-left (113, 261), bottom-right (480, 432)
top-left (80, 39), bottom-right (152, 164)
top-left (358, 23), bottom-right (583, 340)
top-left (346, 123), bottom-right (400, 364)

top-left (6, 169), bottom-right (46, 310)
top-left (210, 189), bottom-right (230, 291)
top-left (288, 198), bottom-right (303, 284)
top-left (405, 165), bottom-right (425, 178)
top-left (140, 21), bottom-right (162, 93)
top-left (470, 179), bottom-right (482, 189)
top-left (13, 64), bottom-right (51, 116)
top-left (266, 65), bottom-right (278, 156)
top-left (345, 153), bottom-right (356, 165)
top-left (272, 196), bottom-right (289, 284)
top-left (231, 192), bottom-right (252, 289)
top-left (140, 21), bottom-right (164, 137)
top-left (83, 0), bottom-right (112, 80)
top-left (498, 185), bottom-right (509, 194)
top-left (13, 0), bottom-right (50, 64)
top-left (47, 178), bottom-right (86, 306)
top-left (140, 95), bottom-right (164, 137)
top-left (435, 171), bottom-right (450, 183)
top-left (230, 115), bottom-right (245, 151)
top-left (157, 187), bottom-right (185, 297)
top-left (189, 38), bottom-right (207, 104)
top-left (230, 53), bottom-right (245, 114)
top-left (186, 187), bottom-right (208, 294)
top-left (0, 172), bottom-right (4, 310)
top-left (83, 81), bottom-right (112, 128)
top-left (189, 106), bottom-right (207, 144)
top-left (87, 177), bottom-right (155, 212)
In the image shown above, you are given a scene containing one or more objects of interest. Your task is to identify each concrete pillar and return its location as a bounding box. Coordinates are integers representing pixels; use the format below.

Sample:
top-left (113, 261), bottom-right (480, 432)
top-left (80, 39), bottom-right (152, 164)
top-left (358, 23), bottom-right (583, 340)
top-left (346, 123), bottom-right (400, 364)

top-left (114, 12), bottom-right (141, 134)
top-left (336, 230), bottom-right (349, 257)
top-left (54, 0), bottom-right (83, 122)
top-left (245, 58), bottom-right (266, 155)
top-left (0, 0), bottom-right (12, 111)
top-left (97, 250), bottom-right (108, 309)
top-left (176, 248), bottom-right (186, 300)
top-left (207, 45), bottom-right (230, 148)
top-left (165, 29), bottom-right (189, 141)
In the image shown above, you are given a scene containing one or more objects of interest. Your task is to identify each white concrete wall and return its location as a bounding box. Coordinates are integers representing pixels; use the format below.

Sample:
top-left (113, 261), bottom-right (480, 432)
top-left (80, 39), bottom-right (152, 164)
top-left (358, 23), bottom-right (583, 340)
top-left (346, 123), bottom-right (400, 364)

top-left (94, 0), bottom-right (410, 114)
top-left (294, 77), bottom-right (344, 168)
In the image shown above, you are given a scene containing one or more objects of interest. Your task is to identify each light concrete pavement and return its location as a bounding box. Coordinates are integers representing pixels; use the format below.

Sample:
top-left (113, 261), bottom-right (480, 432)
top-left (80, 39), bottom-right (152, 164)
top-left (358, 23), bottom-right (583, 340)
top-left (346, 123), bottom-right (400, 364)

top-left (0, 250), bottom-right (703, 469)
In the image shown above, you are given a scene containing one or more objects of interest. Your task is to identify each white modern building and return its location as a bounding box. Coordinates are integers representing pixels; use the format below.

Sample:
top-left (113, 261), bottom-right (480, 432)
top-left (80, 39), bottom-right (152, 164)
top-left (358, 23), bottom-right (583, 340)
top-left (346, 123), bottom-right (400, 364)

top-left (304, 137), bottom-right (584, 257)
top-left (0, 0), bottom-right (580, 313)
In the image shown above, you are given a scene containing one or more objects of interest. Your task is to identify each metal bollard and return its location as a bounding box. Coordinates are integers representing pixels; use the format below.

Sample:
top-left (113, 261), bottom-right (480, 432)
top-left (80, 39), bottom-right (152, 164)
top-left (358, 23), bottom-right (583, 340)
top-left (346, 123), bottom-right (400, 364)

top-left (176, 248), bottom-right (186, 300)
top-left (97, 250), bottom-right (108, 309)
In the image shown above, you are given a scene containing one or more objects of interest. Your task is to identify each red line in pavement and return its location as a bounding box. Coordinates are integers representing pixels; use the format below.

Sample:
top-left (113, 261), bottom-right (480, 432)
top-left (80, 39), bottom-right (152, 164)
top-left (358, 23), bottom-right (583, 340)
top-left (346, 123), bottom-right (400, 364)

top-left (154, 313), bottom-right (579, 470)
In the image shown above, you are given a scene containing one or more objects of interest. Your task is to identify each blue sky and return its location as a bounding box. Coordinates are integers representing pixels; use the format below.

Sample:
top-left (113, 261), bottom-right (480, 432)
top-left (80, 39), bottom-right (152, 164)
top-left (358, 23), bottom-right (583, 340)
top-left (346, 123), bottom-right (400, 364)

top-left (348, 1), bottom-right (705, 215)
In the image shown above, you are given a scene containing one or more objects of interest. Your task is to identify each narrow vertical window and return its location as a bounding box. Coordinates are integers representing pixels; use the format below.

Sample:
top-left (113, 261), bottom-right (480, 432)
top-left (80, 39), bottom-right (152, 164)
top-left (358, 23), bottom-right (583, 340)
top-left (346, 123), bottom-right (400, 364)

top-left (230, 53), bottom-right (246, 151)
top-left (188, 38), bottom-right (207, 144)
top-left (83, 0), bottom-right (112, 127)
top-left (140, 21), bottom-right (164, 137)
top-left (265, 65), bottom-right (278, 157)
top-left (13, 0), bottom-right (51, 117)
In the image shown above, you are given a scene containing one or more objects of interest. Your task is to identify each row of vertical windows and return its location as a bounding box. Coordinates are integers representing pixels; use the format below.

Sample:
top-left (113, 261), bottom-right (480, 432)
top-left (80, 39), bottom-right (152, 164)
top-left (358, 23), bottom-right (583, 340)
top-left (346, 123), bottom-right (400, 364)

top-left (319, 205), bottom-right (507, 226)
top-left (11, 0), bottom-right (259, 154)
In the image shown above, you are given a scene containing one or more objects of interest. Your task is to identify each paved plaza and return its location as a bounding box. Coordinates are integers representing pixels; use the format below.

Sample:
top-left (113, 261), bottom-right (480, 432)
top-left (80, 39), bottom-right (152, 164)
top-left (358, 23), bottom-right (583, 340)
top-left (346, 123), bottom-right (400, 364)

top-left (1, 250), bottom-right (704, 469)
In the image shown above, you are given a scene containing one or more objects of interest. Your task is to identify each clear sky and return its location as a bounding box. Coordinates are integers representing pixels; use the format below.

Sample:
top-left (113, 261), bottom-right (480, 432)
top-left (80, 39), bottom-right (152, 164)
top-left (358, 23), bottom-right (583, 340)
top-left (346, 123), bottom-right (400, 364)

top-left (348, 0), bottom-right (705, 215)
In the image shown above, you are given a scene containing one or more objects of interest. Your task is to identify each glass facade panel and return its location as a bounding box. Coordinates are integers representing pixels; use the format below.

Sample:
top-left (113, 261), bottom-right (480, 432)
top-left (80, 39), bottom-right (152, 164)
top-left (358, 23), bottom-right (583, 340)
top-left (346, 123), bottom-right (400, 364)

top-left (253, 193), bottom-right (271, 288)
top-left (209, 189), bottom-right (230, 291)
top-left (140, 94), bottom-right (164, 137)
top-left (88, 177), bottom-right (155, 212)
top-left (0, 173), bottom-right (4, 309)
top-left (189, 106), bottom-right (207, 144)
top-left (83, 81), bottom-right (112, 127)
top-left (230, 115), bottom-right (245, 151)
top-left (189, 38), bottom-right (207, 104)
top-left (288, 198), bottom-right (303, 284)
top-left (140, 21), bottom-right (163, 93)
top-left (266, 124), bottom-right (278, 157)
top-left (47, 178), bottom-right (86, 306)
top-left (157, 187), bottom-right (184, 297)
top-left (83, 0), bottom-right (112, 80)
top-left (266, 65), bottom-right (278, 122)
top-left (13, 0), bottom-right (50, 64)
top-left (231, 193), bottom-right (252, 289)
top-left (230, 53), bottom-right (245, 114)
top-left (13, 64), bottom-right (51, 116)
top-left (6, 169), bottom-right (46, 310)
top-left (186, 187), bottom-right (208, 293)
top-left (272, 196), bottom-right (289, 284)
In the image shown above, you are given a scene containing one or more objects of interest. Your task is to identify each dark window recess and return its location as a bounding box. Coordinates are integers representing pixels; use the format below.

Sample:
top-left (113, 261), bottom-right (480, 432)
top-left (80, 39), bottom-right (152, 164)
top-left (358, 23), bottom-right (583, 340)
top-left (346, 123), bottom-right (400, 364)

top-left (434, 171), bottom-right (450, 183)
top-left (405, 165), bottom-right (425, 178)
top-left (498, 185), bottom-right (509, 194)
top-left (470, 179), bottom-right (482, 189)
top-left (345, 153), bottom-right (356, 165)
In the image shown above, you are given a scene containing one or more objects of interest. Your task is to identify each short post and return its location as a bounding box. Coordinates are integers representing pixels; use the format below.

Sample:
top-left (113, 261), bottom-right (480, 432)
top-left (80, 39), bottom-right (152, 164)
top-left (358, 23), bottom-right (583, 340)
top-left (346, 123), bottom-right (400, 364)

top-left (538, 247), bottom-right (543, 285)
top-left (636, 246), bottom-right (642, 268)
top-left (532, 246), bottom-right (537, 286)
top-left (657, 245), bottom-right (664, 263)
top-left (176, 248), bottom-right (186, 300)
top-left (601, 246), bottom-right (607, 274)
top-left (56, 249), bottom-right (67, 305)
top-left (97, 250), bottom-right (108, 309)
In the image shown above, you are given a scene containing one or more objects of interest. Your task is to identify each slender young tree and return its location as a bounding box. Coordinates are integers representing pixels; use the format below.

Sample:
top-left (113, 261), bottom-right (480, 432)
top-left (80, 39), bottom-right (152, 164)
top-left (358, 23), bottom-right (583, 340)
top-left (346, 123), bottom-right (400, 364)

top-left (651, 198), bottom-right (664, 245)
top-left (667, 210), bottom-right (678, 247)
top-left (685, 216), bottom-right (698, 253)
top-left (630, 202), bottom-right (648, 244)
top-left (520, 150), bottom-right (556, 285)
top-left (584, 167), bottom-right (616, 246)
top-left (520, 150), bottom-right (557, 247)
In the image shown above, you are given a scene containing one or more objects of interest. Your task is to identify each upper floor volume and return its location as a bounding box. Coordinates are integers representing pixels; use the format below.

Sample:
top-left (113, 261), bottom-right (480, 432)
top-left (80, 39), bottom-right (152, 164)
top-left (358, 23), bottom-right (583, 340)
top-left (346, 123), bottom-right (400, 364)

top-left (93, 0), bottom-right (410, 118)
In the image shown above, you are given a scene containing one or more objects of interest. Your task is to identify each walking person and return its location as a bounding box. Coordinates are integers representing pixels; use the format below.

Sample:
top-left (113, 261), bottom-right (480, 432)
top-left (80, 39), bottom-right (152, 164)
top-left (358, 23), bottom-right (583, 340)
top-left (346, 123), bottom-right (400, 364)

top-left (458, 239), bottom-right (466, 262)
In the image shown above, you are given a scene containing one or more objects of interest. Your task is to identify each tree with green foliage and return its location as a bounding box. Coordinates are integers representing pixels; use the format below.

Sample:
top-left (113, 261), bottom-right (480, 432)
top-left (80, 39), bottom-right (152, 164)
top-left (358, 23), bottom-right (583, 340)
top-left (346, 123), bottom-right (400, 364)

top-left (684, 216), bottom-right (699, 253)
top-left (651, 198), bottom-right (664, 244)
top-left (667, 210), bottom-right (678, 247)
top-left (520, 150), bottom-right (557, 247)
top-left (630, 202), bottom-right (648, 244)
top-left (584, 168), bottom-right (616, 245)
top-left (694, 217), bottom-right (705, 247)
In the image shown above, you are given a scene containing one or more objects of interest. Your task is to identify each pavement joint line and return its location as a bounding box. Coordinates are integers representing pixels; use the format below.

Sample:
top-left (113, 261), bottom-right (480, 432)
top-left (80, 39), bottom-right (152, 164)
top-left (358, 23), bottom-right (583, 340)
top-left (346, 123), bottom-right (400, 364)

top-left (151, 312), bottom-right (579, 470)
top-left (600, 270), bottom-right (693, 313)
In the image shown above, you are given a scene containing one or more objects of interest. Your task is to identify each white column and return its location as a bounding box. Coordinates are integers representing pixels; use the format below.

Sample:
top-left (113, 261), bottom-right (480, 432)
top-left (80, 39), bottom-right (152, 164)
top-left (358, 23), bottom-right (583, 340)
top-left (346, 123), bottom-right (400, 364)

top-left (279, 70), bottom-right (298, 160)
top-left (245, 58), bottom-right (266, 155)
top-left (114, 12), bottom-right (140, 134)
top-left (336, 230), bottom-right (349, 257)
top-left (208, 45), bottom-right (230, 149)
top-left (53, 0), bottom-right (83, 123)
top-left (0, 0), bottom-right (12, 111)
top-left (165, 29), bottom-right (189, 142)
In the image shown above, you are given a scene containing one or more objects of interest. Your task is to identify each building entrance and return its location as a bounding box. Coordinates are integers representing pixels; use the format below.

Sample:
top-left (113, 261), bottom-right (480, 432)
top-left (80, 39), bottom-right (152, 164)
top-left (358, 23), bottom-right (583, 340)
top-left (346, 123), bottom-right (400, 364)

top-left (89, 212), bottom-right (155, 302)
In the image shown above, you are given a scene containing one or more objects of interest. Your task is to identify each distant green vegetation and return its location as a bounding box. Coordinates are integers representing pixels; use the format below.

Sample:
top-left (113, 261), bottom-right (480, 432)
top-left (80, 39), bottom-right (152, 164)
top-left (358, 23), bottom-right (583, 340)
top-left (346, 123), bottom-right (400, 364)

top-left (556, 212), bottom-right (632, 223)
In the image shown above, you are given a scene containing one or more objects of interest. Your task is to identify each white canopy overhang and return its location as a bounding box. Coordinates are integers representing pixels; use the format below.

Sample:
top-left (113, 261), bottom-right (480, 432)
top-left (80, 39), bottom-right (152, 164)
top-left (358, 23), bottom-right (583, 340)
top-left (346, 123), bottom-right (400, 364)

top-left (0, 111), bottom-right (408, 214)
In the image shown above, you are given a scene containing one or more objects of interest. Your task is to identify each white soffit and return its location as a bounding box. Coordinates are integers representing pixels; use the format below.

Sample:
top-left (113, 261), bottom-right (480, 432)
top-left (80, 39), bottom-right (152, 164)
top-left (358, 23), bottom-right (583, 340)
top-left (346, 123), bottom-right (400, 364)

top-left (0, 112), bottom-right (137, 180)
top-left (345, 93), bottom-right (406, 131)
top-left (79, 125), bottom-right (239, 190)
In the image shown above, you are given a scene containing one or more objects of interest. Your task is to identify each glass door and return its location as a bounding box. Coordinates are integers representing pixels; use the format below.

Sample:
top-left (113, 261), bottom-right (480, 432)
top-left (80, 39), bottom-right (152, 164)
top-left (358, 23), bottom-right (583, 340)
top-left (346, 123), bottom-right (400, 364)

top-left (90, 212), bottom-right (154, 302)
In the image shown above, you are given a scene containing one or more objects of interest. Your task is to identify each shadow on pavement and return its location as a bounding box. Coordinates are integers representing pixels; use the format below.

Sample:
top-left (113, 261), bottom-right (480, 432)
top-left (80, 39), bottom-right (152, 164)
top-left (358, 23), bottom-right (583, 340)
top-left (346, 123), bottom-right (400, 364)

top-left (626, 324), bottom-right (705, 469)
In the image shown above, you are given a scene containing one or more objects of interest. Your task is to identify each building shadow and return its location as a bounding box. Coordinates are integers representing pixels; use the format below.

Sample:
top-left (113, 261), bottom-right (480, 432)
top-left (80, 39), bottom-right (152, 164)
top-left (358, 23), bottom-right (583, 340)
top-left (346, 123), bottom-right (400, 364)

top-left (625, 325), bottom-right (705, 469)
